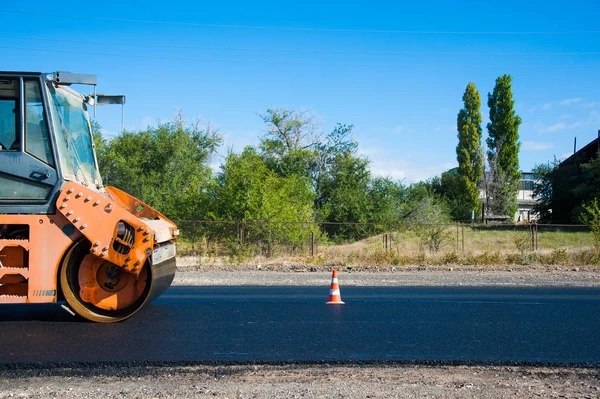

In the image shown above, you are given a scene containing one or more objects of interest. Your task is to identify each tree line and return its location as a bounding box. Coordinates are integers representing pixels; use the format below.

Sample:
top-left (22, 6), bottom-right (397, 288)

top-left (92, 74), bottom-right (523, 243)
top-left (93, 110), bottom-right (426, 242)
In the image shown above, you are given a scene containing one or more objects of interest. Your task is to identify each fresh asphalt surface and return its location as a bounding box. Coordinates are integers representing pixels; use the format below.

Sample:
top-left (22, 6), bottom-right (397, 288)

top-left (1, 286), bottom-right (599, 365)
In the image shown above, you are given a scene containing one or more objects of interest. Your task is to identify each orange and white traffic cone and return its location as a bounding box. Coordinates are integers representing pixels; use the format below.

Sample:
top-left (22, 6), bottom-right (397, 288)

top-left (326, 270), bottom-right (345, 304)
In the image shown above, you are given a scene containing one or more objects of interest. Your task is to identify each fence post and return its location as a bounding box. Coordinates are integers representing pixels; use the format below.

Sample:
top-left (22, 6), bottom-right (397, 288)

top-left (461, 224), bottom-right (465, 254)
top-left (535, 223), bottom-right (539, 251)
top-left (240, 221), bottom-right (244, 245)
top-left (456, 223), bottom-right (459, 252)
top-left (531, 223), bottom-right (535, 251)
top-left (311, 231), bottom-right (315, 257)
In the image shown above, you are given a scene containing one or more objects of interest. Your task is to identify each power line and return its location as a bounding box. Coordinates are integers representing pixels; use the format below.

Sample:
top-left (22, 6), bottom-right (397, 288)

top-left (2, 35), bottom-right (600, 56)
top-left (1, 9), bottom-right (599, 35)
top-left (2, 45), bottom-right (599, 68)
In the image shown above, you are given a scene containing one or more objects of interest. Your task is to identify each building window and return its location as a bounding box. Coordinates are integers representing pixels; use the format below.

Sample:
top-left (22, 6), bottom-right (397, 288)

top-left (521, 180), bottom-right (534, 191)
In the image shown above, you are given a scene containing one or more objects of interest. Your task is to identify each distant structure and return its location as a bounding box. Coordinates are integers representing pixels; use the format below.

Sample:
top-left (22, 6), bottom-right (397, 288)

top-left (515, 172), bottom-right (538, 222)
top-left (549, 133), bottom-right (600, 223)
top-left (441, 167), bottom-right (540, 223)
top-left (479, 171), bottom-right (540, 223)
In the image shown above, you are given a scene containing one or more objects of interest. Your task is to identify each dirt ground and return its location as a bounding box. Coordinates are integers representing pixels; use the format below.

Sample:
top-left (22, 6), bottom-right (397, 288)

top-left (0, 364), bottom-right (598, 398)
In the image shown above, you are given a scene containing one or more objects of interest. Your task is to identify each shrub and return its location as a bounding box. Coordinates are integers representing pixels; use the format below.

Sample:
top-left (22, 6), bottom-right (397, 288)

top-left (513, 233), bottom-right (532, 254)
top-left (580, 199), bottom-right (600, 250)
top-left (441, 252), bottom-right (461, 265)
top-left (407, 196), bottom-right (452, 253)
top-left (547, 248), bottom-right (569, 265)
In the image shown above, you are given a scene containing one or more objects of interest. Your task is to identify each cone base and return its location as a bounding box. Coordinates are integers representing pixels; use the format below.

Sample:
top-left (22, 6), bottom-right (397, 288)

top-left (326, 300), bottom-right (345, 304)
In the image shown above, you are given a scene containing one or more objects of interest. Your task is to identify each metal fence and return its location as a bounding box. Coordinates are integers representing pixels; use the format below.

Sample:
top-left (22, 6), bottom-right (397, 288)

top-left (174, 220), bottom-right (594, 258)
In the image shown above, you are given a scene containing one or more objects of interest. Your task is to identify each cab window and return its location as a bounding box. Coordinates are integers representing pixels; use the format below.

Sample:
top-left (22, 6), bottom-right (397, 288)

top-left (0, 78), bottom-right (18, 151)
top-left (24, 80), bottom-right (54, 166)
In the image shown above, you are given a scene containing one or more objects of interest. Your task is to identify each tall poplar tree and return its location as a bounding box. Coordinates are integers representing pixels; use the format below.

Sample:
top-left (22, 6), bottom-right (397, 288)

top-left (486, 74), bottom-right (522, 218)
top-left (456, 82), bottom-right (483, 219)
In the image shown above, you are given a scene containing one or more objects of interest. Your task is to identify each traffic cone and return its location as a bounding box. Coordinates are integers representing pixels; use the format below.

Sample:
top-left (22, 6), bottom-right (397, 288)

top-left (326, 270), bottom-right (345, 304)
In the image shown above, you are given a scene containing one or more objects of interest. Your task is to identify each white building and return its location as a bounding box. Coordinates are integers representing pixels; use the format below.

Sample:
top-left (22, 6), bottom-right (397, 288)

top-left (515, 172), bottom-right (538, 223)
top-left (477, 171), bottom-right (539, 223)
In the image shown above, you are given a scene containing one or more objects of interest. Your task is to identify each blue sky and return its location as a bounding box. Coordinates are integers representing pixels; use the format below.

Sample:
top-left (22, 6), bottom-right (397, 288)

top-left (2, 0), bottom-right (599, 182)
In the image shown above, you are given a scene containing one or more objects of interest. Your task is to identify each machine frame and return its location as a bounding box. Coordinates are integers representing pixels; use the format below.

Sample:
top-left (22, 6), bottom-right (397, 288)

top-left (0, 71), bottom-right (177, 322)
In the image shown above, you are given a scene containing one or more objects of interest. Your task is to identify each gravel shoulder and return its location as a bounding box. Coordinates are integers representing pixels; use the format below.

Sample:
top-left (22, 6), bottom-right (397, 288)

top-left (174, 256), bottom-right (600, 287)
top-left (173, 268), bottom-right (600, 287)
top-left (1, 364), bottom-right (598, 399)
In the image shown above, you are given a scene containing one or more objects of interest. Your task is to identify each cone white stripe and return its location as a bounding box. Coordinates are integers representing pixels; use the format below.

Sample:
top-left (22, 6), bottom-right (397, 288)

top-left (331, 278), bottom-right (338, 283)
top-left (329, 289), bottom-right (340, 295)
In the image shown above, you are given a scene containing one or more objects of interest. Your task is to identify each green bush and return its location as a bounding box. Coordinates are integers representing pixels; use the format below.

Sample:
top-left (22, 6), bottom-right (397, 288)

top-left (580, 199), bottom-right (600, 250)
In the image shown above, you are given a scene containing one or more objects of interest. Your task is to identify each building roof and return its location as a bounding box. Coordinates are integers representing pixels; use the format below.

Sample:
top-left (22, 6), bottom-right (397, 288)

top-left (559, 136), bottom-right (599, 167)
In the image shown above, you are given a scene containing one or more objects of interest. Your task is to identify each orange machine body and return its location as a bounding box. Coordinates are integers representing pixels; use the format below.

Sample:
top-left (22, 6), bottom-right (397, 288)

top-left (0, 213), bottom-right (82, 304)
top-left (1, 71), bottom-right (178, 321)
top-left (0, 182), bottom-right (178, 305)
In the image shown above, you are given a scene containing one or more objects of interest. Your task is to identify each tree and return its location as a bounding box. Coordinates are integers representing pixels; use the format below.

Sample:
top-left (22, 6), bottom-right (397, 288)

top-left (209, 147), bottom-right (314, 254)
top-left (367, 177), bottom-right (408, 224)
top-left (318, 153), bottom-right (372, 240)
top-left (259, 108), bottom-right (321, 156)
top-left (312, 123), bottom-right (357, 211)
top-left (437, 169), bottom-right (471, 221)
top-left (97, 112), bottom-right (221, 220)
top-left (580, 198), bottom-right (600, 250)
top-left (573, 155), bottom-right (600, 213)
top-left (407, 194), bottom-right (452, 252)
top-left (90, 120), bottom-right (107, 173)
top-left (258, 108), bottom-right (357, 213)
top-left (531, 161), bottom-right (558, 223)
top-left (486, 74), bottom-right (522, 217)
top-left (456, 82), bottom-right (483, 219)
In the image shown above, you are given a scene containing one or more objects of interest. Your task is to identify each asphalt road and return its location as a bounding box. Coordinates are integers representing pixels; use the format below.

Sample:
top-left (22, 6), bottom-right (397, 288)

top-left (1, 286), bottom-right (599, 365)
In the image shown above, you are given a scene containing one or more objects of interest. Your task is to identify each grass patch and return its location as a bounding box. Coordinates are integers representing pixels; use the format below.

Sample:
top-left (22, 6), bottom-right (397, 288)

top-left (176, 226), bottom-right (599, 267)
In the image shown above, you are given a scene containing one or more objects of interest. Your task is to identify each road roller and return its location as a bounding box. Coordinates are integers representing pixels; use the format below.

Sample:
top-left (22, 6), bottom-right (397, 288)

top-left (0, 71), bottom-right (177, 322)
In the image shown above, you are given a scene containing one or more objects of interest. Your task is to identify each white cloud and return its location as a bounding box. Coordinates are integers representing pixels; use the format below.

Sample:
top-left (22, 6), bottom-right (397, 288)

top-left (370, 167), bottom-right (407, 181)
top-left (523, 141), bottom-right (552, 151)
top-left (363, 143), bottom-right (456, 183)
top-left (528, 103), bottom-right (553, 112)
top-left (359, 145), bottom-right (385, 159)
top-left (543, 122), bottom-right (582, 133)
top-left (546, 123), bottom-right (566, 132)
top-left (371, 161), bottom-right (456, 184)
top-left (560, 97), bottom-right (582, 105)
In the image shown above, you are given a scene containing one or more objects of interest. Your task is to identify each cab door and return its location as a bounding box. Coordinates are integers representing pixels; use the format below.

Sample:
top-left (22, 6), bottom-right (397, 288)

top-left (0, 75), bottom-right (59, 214)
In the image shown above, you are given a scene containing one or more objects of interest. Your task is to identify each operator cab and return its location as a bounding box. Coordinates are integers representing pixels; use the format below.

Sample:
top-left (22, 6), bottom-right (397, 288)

top-left (0, 72), bottom-right (124, 214)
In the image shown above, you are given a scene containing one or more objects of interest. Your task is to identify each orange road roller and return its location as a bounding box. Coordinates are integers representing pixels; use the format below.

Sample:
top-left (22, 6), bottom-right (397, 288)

top-left (0, 71), bottom-right (177, 322)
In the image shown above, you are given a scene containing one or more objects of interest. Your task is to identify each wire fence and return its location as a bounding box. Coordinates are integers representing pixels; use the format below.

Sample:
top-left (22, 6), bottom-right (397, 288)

top-left (174, 220), bottom-right (595, 258)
